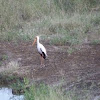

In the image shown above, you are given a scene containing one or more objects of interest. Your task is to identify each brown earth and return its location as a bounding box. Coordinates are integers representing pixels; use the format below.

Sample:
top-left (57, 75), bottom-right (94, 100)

top-left (0, 41), bottom-right (100, 94)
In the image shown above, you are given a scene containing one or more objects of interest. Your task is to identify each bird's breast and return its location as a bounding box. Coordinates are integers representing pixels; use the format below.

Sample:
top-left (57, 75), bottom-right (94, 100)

top-left (37, 44), bottom-right (42, 53)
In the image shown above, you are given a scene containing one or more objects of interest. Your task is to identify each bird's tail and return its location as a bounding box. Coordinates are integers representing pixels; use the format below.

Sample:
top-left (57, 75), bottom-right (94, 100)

top-left (42, 52), bottom-right (47, 59)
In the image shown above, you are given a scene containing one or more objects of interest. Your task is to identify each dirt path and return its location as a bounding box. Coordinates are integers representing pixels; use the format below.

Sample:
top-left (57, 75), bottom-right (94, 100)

top-left (0, 41), bottom-right (100, 92)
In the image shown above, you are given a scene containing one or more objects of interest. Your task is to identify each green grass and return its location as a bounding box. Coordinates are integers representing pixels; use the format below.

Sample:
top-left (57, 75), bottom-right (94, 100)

top-left (9, 78), bottom-right (92, 100)
top-left (0, 0), bottom-right (100, 45)
top-left (1, 11), bottom-right (100, 45)
top-left (2, 54), bottom-right (8, 60)
top-left (91, 40), bottom-right (100, 44)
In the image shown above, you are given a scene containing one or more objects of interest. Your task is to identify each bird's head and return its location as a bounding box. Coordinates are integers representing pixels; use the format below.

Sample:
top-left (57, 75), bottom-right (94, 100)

top-left (32, 36), bottom-right (39, 46)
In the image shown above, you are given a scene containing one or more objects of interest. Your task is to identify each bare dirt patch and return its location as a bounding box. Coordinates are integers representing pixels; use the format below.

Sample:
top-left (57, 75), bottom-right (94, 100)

top-left (0, 41), bottom-right (100, 94)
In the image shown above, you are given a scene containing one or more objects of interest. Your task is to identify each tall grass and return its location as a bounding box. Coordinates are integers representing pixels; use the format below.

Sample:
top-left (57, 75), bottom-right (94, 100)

top-left (11, 78), bottom-right (91, 100)
top-left (24, 85), bottom-right (66, 100)
top-left (0, 0), bottom-right (100, 45)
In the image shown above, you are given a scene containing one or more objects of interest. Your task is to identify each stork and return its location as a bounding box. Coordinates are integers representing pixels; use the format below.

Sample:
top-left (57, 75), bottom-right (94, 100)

top-left (32, 36), bottom-right (47, 65)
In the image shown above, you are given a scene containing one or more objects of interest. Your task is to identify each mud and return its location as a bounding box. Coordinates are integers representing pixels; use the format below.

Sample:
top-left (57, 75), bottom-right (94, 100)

top-left (0, 41), bottom-right (100, 94)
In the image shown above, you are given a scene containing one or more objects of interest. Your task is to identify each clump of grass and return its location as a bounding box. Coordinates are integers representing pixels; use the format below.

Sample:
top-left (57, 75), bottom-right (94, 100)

top-left (91, 40), bottom-right (100, 44)
top-left (0, 60), bottom-right (19, 74)
top-left (0, 73), bottom-right (21, 87)
top-left (0, 54), bottom-right (8, 61)
top-left (2, 54), bottom-right (8, 60)
top-left (67, 47), bottom-right (76, 54)
top-left (90, 13), bottom-right (100, 26)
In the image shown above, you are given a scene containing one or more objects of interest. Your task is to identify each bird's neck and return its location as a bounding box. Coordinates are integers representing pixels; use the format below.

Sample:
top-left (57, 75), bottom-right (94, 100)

top-left (37, 38), bottom-right (39, 45)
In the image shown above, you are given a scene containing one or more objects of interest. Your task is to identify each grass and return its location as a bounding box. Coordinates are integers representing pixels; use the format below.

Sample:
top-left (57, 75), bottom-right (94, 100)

top-left (0, 54), bottom-right (8, 67)
top-left (0, 73), bottom-right (21, 87)
top-left (0, 0), bottom-right (100, 45)
top-left (2, 54), bottom-right (8, 60)
top-left (9, 78), bottom-right (92, 100)
top-left (0, 1), bottom-right (100, 99)
top-left (0, 75), bottom-right (97, 100)
top-left (0, 60), bottom-right (19, 74)
top-left (91, 40), bottom-right (100, 44)
top-left (49, 12), bottom-right (100, 45)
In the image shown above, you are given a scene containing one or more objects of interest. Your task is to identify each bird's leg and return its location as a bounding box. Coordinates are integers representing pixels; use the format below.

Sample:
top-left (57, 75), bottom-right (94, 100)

top-left (39, 54), bottom-right (42, 65)
top-left (42, 57), bottom-right (44, 65)
top-left (40, 56), bottom-right (43, 65)
top-left (40, 56), bottom-right (45, 66)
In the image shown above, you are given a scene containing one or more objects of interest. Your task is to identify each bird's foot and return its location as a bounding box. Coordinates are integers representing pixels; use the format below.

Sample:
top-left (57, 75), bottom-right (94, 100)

top-left (40, 64), bottom-right (45, 68)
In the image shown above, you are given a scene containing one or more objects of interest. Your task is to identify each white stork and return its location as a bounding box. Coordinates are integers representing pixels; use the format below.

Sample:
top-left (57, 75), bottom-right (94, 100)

top-left (32, 36), bottom-right (47, 65)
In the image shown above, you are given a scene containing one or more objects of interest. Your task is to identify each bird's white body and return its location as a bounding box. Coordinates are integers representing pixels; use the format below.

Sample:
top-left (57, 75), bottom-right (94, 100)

top-left (33, 36), bottom-right (47, 59)
top-left (37, 42), bottom-right (47, 57)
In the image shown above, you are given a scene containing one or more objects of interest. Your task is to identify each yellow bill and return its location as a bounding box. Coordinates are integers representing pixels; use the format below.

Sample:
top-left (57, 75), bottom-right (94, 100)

top-left (32, 38), bottom-right (37, 46)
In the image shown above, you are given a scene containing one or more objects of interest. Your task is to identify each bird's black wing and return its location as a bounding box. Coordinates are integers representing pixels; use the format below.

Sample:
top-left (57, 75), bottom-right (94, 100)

top-left (40, 48), bottom-right (46, 59)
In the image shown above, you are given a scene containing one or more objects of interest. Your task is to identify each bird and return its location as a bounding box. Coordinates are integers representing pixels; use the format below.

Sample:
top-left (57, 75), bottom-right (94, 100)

top-left (32, 36), bottom-right (47, 65)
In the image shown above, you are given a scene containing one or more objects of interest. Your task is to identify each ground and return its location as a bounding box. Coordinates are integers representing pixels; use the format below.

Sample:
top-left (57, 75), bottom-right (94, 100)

top-left (0, 41), bottom-right (100, 95)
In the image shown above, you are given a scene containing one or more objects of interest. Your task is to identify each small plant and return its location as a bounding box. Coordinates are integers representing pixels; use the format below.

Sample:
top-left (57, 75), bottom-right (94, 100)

top-left (50, 36), bottom-right (67, 45)
top-left (92, 40), bottom-right (100, 44)
top-left (2, 54), bottom-right (8, 60)
top-left (91, 16), bottom-right (100, 25)
top-left (67, 47), bottom-right (75, 54)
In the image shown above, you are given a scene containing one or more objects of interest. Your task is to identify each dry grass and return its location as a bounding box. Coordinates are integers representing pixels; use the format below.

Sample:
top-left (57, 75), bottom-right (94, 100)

top-left (0, 0), bottom-right (100, 45)
top-left (0, 60), bottom-right (19, 74)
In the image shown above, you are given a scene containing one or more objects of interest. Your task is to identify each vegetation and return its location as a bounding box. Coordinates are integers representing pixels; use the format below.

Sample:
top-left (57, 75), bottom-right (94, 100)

top-left (0, 0), bottom-right (100, 45)
top-left (23, 84), bottom-right (92, 100)
top-left (10, 78), bottom-right (92, 100)
top-left (0, 0), bottom-right (100, 100)
top-left (0, 75), bottom-right (96, 100)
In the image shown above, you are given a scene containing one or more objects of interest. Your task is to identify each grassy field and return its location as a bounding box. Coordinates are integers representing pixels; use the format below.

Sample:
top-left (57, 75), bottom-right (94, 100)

top-left (0, 0), bottom-right (100, 45)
